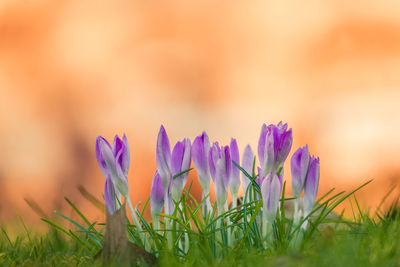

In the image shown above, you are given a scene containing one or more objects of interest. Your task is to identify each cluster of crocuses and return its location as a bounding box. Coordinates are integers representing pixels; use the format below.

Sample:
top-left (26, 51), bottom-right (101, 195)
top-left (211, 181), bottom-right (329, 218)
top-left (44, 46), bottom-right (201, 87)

top-left (95, 122), bottom-right (320, 247)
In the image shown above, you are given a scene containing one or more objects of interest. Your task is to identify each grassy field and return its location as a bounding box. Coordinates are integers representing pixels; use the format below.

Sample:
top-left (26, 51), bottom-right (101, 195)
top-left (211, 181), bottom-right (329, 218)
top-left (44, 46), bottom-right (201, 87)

top-left (1, 181), bottom-right (399, 267)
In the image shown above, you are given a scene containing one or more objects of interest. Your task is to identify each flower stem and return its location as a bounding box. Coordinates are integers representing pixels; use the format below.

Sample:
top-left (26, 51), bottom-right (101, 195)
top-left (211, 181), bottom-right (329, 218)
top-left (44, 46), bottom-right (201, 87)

top-left (224, 202), bottom-right (231, 246)
top-left (294, 197), bottom-right (300, 225)
top-left (126, 196), bottom-right (151, 251)
top-left (164, 190), bottom-right (173, 249)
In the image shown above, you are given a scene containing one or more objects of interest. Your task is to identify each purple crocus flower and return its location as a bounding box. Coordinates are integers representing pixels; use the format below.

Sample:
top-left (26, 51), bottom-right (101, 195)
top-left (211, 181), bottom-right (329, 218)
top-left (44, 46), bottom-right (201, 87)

top-left (209, 143), bottom-right (231, 208)
top-left (291, 145), bottom-right (310, 198)
top-left (229, 138), bottom-right (240, 198)
top-left (150, 171), bottom-right (165, 218)
top-left (303, 156), bottom-right (320, 217)
top-left (192, 132), bottom-right (211, 192)
top-left (261, 172), bottom-right (282, 221)
top-left (104, 177), bottom-right (117, 214)
top-left (171, 138), bottom-right (191, 202)
top-left (96, 135), bottom-right (130, 197)
top-left (156, 125), bottom-right (172, 190)
top-left (208, 142), bottom-right (220, 182)
top-left (241, 144), bottom-right (254, 193)
top-left (258, 122), bottom-right (293, 177)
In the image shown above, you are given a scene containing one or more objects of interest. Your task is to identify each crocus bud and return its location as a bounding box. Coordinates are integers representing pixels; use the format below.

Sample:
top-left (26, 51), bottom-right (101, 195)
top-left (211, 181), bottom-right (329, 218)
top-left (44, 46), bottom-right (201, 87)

top-left (208, 142), bottom-right (220, 182)
top-left (275, 122), bottom-right (293, 167)
top-left (241, 144), bottom-right (254, 193)
top-left (171, 138), bottom-right (192, 202)
top-left (303, 156), bottom-right (320, 217)
top-left (150, 171), bottom-right (165, 218)
top-left (113, 134), bottom-right (130, 177)
top-left (261, 172), bottom-right (282, 222)
top-left (258, 124), bottom-right (275, 176)
top-left (96, 136), bottom-right (111, 180)
top-left (209, 143), bottom-right (231, 208)
top-left (229, 138), bottom-right (240, 198)
top-left (104, 178), bottom-right (117, 214)
top-left (96, 135), bottom-right (129, 197)
top-left (156, 125), bottom-right (172, 190)
top-left (291, 145), bottom-right (310, 198)
top-left (258, 122), bottom-right (292, 176)
top-left (192, 132), bottom-right (211, 191)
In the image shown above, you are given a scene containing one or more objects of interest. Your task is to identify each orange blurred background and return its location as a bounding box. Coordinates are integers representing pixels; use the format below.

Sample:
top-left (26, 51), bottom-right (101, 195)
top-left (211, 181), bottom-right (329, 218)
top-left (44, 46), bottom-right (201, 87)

top-left (1, 0), bottom-right (400, 227)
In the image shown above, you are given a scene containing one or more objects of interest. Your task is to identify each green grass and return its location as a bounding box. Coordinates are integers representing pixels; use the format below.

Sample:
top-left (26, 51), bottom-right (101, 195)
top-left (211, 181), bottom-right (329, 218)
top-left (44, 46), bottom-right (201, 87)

top-left (1, 180), bottom-right (399, 266)
top-left (1, 205), bottom-right (400, 266)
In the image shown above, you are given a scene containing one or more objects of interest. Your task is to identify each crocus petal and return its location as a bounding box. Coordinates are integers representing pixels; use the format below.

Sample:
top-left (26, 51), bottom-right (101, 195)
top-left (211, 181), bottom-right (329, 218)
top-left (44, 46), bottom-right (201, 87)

top-left (257, 124), bottom-right (267, 167)
top-left (171, 138), bottom-right (191, 201)
top-left (119, 134), bottom-right (130, 176)
top-left (303, 156), bottom-right (320, 216)
top-left (222, 145), bottom-right (232, 189)
top-left (215, 160), bottom-right (227, 208)
top-left (261, 173), bottom-right (282, 221)
top-left (96, 136), bottom-right (112, 179)
top-left (261, 128), bottom-right (275, 176)
top-left (241, 144), bottom-right (254, 193)
top-left (104, 178), bottom-right (117, 214)
top-left (277, 121), bottom-right (287, 131)
top-left (171, 141), bottom-right (185, 176)
top-left (275, 128), bottom-right (293, 168)
top-left (114, 150), bottom-right (129, 197)
top-left (150, 171), bottom-right (165, 217)
top-left (180, 138), bottom-right (192, 179)
top-left (256, 166), bottom-right (265, 187)
top-left (113, 134), bottom-right (129, 179)
top-left (259, 122), bottom-right (293, 176)
top-left (214, 145), bottom-right (231, 208)
top-left (98, 136), bottom-right (120, 184)
top-left (291, 145), bottom-right (310, 198)
top-left (112, 135), bottom-right (124, 157)
top-left (192, 132), bottom-right (211, 190)
top-left (156, 125), bottom-right (172, 189)
top-left (208, 142), bottom-right (220, 182)
top-left (229, 138), bottom-right (240, 196)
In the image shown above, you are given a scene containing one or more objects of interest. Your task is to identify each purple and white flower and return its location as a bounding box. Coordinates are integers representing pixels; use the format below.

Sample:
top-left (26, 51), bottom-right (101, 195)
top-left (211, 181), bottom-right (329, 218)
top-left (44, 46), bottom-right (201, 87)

top-left (192, 132), bottom-right (211, 193)
top-left (303, 156), bottom-right (320, 217)
top-left (156, 125), bottom-right (172, 190)
top-left (258, 122), bottom-right (292, 177)
top-left (241, 144), bottom-right (255, 193)
top-left (209, 142), bottom-right (231, 209)
top-left (150, 171), bottom-right (165, 218)
top-left (291, 145), bottom-right (311, 198)
top-left (171, 138), bottom-right (192, 202)
top-left (229, 138), bottom-right (240, 200)
top-left (96, 134), bottom-right (130, 198)
top-left (261, 172), bottom-right (282, 222)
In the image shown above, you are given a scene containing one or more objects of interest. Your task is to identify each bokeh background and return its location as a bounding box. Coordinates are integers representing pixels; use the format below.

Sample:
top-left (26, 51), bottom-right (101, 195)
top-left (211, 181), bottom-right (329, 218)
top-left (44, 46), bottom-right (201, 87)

top-left (1, 0), bottom-right (400, 227)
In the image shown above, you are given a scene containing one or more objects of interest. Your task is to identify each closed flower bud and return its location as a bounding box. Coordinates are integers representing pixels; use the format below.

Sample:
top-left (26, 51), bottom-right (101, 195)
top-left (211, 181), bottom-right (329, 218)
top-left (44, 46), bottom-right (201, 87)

top-left (209, 143), bottom-right (231, 208)
top-left (303, 156), bottom-right (320, 217)
top-left (261, 172), bottom-right (282, 222)
top-left (192, 132), bottom-right (211, 191)
top-left (150, 171), bottom-right (165, 218)
top-left (171, 138), bottom-right (192, 202)
top-left (156, 125), bottom-right (172, 190)
top-left (291, 145), bottom-right (310, 198)
top-left (96, 135), bottom-right (129, 197)
top-left (229, 138), bottom-right (240, 197)
top-left (241, 144), bottom-right (254, 193)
